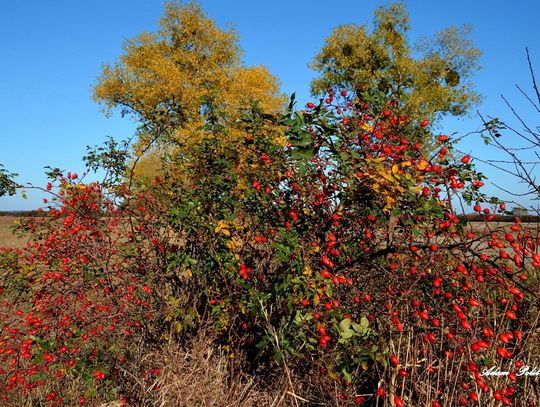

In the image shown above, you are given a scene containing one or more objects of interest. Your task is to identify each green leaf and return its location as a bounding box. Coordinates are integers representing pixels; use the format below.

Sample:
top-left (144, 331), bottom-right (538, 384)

top-left (352, 316), bottom-right (371, 335)
top-left (293, 310), bottom-right (306, 326)
top-left (340, 329), bottom-right (354, 340)
top-left (339, 318), bottom-right (355, 341)
top-left (88, 385), bottom-right (98, 398)
top-left (342, 368), bottom-right (352, 383)
top-left (339, 318), bottom-right (352, 332)
top-left (83, 370), bottom-right (93, 388)
top-left (325, 284), bottom-right (332, 297)
top-left (360, 316), bottom-right (369, 329)
top-left (287, 93), bottom-right (296, 114)
top-left (0, 164), bottom-right (19, 197)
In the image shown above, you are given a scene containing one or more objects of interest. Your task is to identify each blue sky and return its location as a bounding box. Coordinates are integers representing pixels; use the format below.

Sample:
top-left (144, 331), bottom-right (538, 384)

top-left (0, 0), bottom-right (539, 211)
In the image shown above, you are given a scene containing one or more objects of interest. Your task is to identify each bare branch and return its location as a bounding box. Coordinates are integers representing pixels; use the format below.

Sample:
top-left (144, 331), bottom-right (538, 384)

top-left (515, 83), bottom-right (540, 114)
top-left (526, 47), bottom-right (540, 106)
top-left (501, 94), bottom-right (539, 144)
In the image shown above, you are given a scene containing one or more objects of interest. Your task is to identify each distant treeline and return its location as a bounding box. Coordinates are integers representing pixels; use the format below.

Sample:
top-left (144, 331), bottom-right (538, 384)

top-left (457, 214), bottom-right (540, 223)
top-left (0, 210), bottom-right (47, 217)
top-left (1, 211), bottom-right (538, 222)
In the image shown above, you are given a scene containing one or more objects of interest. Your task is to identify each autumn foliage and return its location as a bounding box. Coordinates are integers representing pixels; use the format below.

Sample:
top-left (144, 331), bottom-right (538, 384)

top-left (1, 87), bottom-right (539, 406)
top-left (1, 2), bottom-right (539, 407)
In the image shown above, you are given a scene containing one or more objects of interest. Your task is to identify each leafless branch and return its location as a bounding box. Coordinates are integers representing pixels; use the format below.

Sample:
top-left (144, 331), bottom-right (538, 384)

top-left (526, 47), bottom-right (540, 106)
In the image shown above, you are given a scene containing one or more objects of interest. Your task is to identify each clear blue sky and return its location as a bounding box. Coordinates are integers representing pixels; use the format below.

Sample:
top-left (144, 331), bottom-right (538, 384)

top-left (1, 0), bottom-right (539, 211)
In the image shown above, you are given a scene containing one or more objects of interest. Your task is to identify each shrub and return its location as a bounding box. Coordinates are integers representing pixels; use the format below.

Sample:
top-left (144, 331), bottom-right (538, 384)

top-left (1, 91), bottom-right (539, 406)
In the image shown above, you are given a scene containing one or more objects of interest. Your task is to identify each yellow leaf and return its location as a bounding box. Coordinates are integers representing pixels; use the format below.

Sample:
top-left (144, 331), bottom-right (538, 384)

top-left (361, 123), bottom-right (373, 132)
top-left (417, 159), bottom-right (429, 171)
top-left (377, 169), bottom-right (394, 182)
top-left (215, 220), bottom-right (230, 236)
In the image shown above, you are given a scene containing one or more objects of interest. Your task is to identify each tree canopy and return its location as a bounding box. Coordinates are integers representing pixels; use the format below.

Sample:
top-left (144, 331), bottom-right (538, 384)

top-left (310, 2), bottom-right (482, 124)
top-left (93, 1), bottom-right (285, 154)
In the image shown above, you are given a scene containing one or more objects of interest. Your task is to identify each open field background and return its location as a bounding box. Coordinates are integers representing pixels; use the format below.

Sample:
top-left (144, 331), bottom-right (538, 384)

top-left (0, 216), bottom-right (25, 248)
top-left (1, 214), bottom-right (538, 273)
top-left (1, 215), bottom-right (538, 250)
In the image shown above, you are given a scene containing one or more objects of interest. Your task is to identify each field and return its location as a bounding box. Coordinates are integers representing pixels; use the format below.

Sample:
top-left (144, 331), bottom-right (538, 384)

top-left (0, 216), bottom-right (26, 248)
top-left (0, 215), bottom-right (537, 251)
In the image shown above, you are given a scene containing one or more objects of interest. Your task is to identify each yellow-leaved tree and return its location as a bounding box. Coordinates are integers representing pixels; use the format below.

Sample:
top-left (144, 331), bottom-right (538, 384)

top-left (93, 1), bottom-right (286, 179)
top-left (310, 2), bottom-right (482, 125)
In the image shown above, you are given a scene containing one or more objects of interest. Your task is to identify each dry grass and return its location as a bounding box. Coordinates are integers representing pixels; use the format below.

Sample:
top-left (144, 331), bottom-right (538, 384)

top-left (117, 333), bottom-right (282, 407)
top-left (0, 216), bottom-right (26, 248)
top-left (154, 343), bottom-right (273, 406)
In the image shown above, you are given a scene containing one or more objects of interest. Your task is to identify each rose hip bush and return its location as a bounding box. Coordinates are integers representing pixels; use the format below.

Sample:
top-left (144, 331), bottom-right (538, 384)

top-left (1, 90), bottom-right (539, 406)
top-left (0, 175), bottom-right (168, 405)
